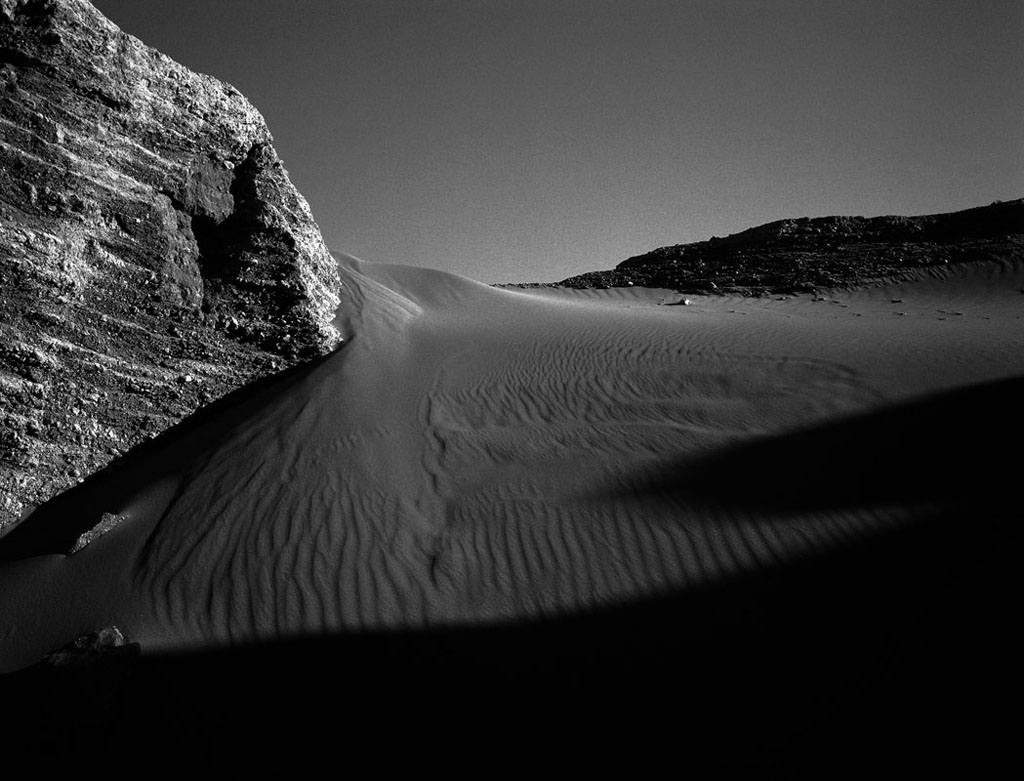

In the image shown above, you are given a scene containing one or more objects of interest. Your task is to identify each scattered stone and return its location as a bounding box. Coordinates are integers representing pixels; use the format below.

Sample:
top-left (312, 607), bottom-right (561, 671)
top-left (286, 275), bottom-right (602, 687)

top-left (44, 626), bottom-right (138, 667)
top-left (68, 511), bottom-right (125, 554)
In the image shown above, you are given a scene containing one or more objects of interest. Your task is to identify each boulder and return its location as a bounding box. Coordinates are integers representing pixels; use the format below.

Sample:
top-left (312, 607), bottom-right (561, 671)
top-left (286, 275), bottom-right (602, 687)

top-left (0, 0), bottom-right (343, 525)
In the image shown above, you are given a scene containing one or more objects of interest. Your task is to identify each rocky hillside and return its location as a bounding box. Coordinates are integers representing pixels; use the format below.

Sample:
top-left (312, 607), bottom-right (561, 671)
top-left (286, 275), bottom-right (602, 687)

top-left (0, 0), bottom-right (342, 525)
top-left (558, 199), bottom-right (1024, 293)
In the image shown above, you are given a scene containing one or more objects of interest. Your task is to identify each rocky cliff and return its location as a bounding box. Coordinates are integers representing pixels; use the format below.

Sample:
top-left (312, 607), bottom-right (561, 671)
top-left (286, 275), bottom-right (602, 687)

top-left (0, 0), bottom-right (342, 525)
top-left (558, 199), bottom-right (1024, 293)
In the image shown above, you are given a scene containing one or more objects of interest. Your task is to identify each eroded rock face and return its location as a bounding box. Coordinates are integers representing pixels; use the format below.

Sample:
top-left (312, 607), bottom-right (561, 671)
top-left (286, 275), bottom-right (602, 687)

top-left (0, 0), bottom-right (342, 525)
top-left (558, 199), bottom-right (1024, 293)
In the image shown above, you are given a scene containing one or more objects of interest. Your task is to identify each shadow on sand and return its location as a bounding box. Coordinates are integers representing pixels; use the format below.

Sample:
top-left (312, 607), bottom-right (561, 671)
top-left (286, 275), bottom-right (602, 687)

top-left (0, 350), bottom-right (340, 562)
top-left (614, 373), bottom-right (1023, 516)
top-left (2, 376), bottom-right (1022, 776)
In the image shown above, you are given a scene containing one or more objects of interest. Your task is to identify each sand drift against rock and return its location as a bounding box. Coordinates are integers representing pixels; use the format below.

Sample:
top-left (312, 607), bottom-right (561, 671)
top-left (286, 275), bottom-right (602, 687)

top-left (0, 2), bottom-right (1022, 772)
top-left (2, 251), bottom-right (1024, 667)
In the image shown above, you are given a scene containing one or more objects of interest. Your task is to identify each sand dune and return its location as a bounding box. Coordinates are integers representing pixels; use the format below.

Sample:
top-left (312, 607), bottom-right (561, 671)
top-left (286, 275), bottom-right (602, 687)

top-left (2, 255), bottom-right (1022, 676)
top-left (3, 256), bottom-right (1024, 773)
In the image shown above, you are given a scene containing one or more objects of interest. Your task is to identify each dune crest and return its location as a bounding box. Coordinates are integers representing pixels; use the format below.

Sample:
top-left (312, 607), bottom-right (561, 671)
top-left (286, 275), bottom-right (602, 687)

top-left (2, 253), bottom-right (1023, 671)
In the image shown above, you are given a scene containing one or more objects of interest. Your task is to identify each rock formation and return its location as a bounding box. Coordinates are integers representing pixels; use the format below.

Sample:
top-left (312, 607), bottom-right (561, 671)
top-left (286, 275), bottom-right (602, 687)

top-left (558, 199), bottom-right (1024, 293)
top-left (0, 0), bottom-right (342, 525)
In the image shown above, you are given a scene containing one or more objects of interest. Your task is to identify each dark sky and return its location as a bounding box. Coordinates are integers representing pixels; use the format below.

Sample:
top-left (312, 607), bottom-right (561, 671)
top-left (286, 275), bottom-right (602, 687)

top-left (92, 0), bottom-right (1024, 283)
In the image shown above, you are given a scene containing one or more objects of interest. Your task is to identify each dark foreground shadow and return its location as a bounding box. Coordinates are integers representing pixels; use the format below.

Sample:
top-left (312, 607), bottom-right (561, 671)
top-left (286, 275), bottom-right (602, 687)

top-left (616, 373), bottom-right (1024, 515)
top-left (2, 501), bottom-right (1021, 777)
top-left (1, 376), bottom-right (1022, 777)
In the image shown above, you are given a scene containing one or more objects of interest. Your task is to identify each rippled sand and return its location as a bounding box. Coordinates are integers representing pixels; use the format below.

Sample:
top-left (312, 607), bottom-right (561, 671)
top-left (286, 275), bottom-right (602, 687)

top-left (1, 256), bottom-right (1023, 672)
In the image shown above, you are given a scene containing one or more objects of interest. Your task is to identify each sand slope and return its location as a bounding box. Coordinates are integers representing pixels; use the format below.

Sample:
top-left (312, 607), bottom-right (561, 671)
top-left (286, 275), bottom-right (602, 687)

top-left (1, 257), bottom-right (1023, 673)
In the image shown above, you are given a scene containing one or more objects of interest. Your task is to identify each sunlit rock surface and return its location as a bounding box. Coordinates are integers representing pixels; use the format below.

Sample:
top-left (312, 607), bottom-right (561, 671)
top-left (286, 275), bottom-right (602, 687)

top-left (557, 199), bottom-right (1024, 293)
top-left (0, 0), bottom-right (342, 524)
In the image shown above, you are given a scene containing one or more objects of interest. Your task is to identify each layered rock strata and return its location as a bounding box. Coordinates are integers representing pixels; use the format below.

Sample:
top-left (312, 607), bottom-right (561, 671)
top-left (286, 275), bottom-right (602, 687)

top-left (557, 199), bottom-right (1024, 293)
top-left (0, 0), bottom-right (342, 525)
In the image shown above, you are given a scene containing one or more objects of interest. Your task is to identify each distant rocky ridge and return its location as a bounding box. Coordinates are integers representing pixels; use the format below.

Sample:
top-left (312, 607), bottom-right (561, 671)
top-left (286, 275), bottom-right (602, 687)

top-left (0, 0), bottom-right (342, 525)
top-left (553, 199), bottom-right (1024, 293)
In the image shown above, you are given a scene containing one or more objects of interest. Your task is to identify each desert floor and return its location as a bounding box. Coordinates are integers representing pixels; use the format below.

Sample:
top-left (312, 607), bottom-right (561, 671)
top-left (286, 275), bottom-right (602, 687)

top-left (2, 256), bottom-right (1022, 773)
